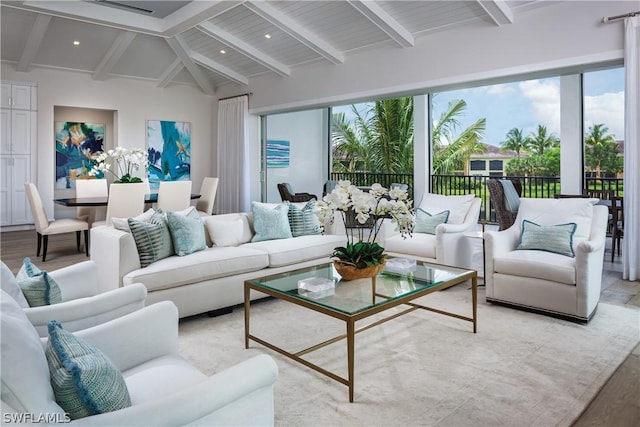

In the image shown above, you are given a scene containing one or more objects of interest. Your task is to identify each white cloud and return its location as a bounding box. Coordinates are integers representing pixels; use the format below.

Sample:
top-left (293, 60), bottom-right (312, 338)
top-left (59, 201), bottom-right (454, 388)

top-left (518, 79), bottom-right (560, 136)
top-left (584, 91), bottom-right (624, 139)
top-left (486, 84), bottom-right (515, 96)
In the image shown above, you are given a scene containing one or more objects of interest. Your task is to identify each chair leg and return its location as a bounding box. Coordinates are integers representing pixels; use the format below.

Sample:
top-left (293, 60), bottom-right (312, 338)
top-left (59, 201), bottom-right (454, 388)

top-left (76, 231), bottom-right (81, 252)
top-left (84, 230), bottom-right (89, 257)
top-left (36, 233), bottom-right (42, 256)
top-left (42, 235), bottom-right (48, 262)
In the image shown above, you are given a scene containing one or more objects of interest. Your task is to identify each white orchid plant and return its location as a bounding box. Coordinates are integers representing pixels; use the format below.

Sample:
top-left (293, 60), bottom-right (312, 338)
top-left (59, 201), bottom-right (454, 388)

top-left (89, 147), bottom-right (149, 183)
top-left (316, 181), bottom-right (414, 269)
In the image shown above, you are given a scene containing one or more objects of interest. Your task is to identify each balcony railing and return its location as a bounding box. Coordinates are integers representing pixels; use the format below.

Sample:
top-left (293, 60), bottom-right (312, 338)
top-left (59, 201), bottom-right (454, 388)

top-left (330, 172), bottom-right (623, 224)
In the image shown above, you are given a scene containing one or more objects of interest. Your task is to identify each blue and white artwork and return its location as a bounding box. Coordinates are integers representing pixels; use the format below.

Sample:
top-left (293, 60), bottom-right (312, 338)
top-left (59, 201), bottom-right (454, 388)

top-left (147, 120), bottom-right (191, 188)
top-left (267, 139), bottom-right (290, 168)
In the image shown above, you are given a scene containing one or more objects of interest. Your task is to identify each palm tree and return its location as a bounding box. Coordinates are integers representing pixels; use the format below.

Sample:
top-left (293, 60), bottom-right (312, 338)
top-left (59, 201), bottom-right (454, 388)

top-left (500, 128), bottom-right (529, 158)
top-left (432, 99), bottom-right (486, 175)
top-left (584, 123), bottom-right (621, 178)
top-left (528, 125), bottom-right (559, 155)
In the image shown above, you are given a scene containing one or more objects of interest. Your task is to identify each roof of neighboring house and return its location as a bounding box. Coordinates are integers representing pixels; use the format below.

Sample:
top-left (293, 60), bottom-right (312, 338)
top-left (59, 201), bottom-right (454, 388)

top-left (469, 143), bottom-right (529, 159)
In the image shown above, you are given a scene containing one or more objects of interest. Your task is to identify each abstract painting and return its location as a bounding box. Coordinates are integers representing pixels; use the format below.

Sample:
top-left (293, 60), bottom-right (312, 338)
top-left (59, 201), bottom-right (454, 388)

top-left (147, 120), bottom-right (191, 188)
top-left (267, 139), bottom-right (290, 168)
top-left (55, 122), bottom-right (105, 189)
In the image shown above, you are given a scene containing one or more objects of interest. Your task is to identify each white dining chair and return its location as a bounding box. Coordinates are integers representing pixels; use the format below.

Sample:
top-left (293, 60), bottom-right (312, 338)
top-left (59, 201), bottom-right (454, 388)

top-left (24, 183), bottom-right (89, 262)
top-left (196, 177), bottom-right (219, 215)
top-left (157, 180), bottom-right (192, 212)
top-left (93, 182), bottom-right (147, 226)
top-left (75, 179), bottom-right (108, 227)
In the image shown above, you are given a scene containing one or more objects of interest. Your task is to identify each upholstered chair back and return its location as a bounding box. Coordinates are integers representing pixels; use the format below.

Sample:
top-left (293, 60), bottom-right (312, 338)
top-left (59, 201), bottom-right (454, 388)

top-left (196, 177), bottom-right (219, 215)
top-left (24, 183), bottom-right (49, 233)
top-left (157, 181), bottom-right (192, 212)
top-left (105, 183), bottom-right (147, 224)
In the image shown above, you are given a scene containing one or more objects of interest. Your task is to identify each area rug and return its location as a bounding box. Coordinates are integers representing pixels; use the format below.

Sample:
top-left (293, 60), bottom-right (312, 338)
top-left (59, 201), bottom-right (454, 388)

top-left (178, 284), bottom-right (640, 427)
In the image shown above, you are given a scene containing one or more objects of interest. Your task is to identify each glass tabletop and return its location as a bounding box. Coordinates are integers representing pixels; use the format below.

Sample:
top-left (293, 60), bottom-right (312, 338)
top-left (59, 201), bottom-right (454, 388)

top-left (246, 258), bottom-right (473, 315)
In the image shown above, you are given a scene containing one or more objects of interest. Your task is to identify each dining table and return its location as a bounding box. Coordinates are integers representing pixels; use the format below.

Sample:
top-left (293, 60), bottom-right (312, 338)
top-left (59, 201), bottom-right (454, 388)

top-left (54, 193), bottom-right (201, 207)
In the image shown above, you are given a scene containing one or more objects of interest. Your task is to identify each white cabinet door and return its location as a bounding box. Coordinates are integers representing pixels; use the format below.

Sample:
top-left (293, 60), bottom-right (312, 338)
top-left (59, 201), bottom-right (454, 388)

top-left (11, 155), bottom-right (32, 224)
top-left (0, 84), bottom-right (9, 108)
top-left (11, 85), bottom-right (31, 110)
top-left (0, 109), bottom-right (10, 154)
top-left (10, 110), bottom-right (31, 154)
top-left (0, 156), bottom-right (11, 225)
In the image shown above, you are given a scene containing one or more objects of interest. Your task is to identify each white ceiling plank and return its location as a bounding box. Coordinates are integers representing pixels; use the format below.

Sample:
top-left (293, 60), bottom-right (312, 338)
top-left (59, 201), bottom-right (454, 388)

top-left (16, 13), bottom-right (51, 72)
top-left (477, 0), bottom-right (514, 26)
top-left (346, 0), bottom-right (414, 48)
top-left (162, 1), bottom-right (245, 36)
top-left (166, 35), bottom-right (216, 96)
top-left (197, 22), bottom-right (290, 76)
top-left (157, 58), bottom-right (184, 88)
top-left (243, 1), bottom-right (344, 64)
top-left (93, 31), bottom-right (137, 81)
top-left (190, 51), bottom-right (249, 86)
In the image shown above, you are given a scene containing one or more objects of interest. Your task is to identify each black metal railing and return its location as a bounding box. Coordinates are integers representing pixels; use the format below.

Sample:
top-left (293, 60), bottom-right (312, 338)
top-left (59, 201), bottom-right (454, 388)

top-left (329, 172), bottom-right (623, 225)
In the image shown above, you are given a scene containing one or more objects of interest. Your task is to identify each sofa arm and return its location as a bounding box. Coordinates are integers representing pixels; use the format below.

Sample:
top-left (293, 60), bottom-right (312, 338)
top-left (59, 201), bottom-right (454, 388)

top-left (71, 354), bottom-right (278, 427)
top-left (90, 225), bottom-right (140, 293)
top-left (52, 301), bottom-right (180, 372)
top-left (484, 227), bottom-right (520, 296)
top-left (48, 261), bottom-right (98, 301)
top-left (26, 283), bottom-right (147, 337)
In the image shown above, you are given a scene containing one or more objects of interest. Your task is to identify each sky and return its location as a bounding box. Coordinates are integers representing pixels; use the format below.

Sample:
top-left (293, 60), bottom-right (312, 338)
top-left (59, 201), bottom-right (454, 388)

top-left (333, 67), bottom-right (624, 148)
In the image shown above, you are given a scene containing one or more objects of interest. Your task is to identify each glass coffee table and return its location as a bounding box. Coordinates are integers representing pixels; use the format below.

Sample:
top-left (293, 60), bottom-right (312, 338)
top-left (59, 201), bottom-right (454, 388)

top-left (244, 258), bottom-right (477, 402)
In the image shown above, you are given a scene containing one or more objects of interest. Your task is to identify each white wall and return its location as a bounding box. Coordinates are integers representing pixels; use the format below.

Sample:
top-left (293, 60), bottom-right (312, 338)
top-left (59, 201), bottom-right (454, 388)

top-left (0, 66), bottom-right (214, 219)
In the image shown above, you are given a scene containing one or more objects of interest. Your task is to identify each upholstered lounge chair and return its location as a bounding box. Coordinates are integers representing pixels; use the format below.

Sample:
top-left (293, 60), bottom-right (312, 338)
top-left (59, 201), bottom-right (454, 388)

top-left (484, 198), bottom-right (608, 322)
top-left (1, 295), bottom-right (279, 426)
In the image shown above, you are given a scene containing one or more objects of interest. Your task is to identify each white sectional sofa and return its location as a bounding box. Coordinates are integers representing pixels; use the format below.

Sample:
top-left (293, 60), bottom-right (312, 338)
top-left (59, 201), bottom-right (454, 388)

top-left (91, 212), bottom-right (345, 318)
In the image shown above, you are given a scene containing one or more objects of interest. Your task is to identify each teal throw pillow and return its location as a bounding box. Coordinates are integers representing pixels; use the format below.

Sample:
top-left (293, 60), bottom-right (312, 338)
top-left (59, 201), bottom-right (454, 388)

top-left (15, 257), bottom-right (62, 307)
top-left (46, 320), bottom-right (131, 420)
top-left (414, 209), bottom-right (450, 234)
top-left (517, 219), bottom-right (577, 257)
top-left (166, 208), bottom-right (207, 256)
top-left (251, 202), bottom-right (292, 242)
top-left (286, 201), bottom-right (321, 237)
top-left (128, 210), bottom-right (174, 268)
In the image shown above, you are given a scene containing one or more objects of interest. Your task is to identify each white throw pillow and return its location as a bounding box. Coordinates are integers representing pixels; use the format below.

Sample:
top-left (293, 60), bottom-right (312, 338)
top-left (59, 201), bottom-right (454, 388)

top-left (418, 193), bottom-right (475, 224)
top-left (112, 208), bottom-right (156, 232)
top-left (206, 218), bottom-right (244, 247)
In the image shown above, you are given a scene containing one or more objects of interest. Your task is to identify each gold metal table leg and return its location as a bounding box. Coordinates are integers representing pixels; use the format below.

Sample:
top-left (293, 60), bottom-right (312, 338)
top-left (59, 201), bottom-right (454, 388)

top-left (244, 285), bottom-right (250, 348)
top-left (347, 319), bottom-right (355, 402)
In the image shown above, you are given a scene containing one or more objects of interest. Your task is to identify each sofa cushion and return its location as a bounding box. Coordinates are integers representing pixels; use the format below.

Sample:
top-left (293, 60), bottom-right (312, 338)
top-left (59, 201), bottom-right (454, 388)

top-left (414, 209), bottom-right (449, 234)
top-left (418, 193), bottom-right (474, 224)
top-left (122, 247), bottom-right (269, 292)
top-left (112, 209), bottom-right (156, 233)
top-left (251, 202), bottom-right (292, 242)
top-left (46, 321), bottom-right (131, 419)
top-left (16, 258), bottom-right (62, 307)
top-left (517, 220), bottom-right (577, 257)
top-left (494, 250), bottom-right (576, 285)
top-left (203, 213), bottom-right (254, 246)
top-left (242, 234), bottom-right (345, 267)
top-left (1, 261), bottom-right (29, 308)
top-left (167, 208), bottom-right (207, 256)
top-left (0, 290), bottom-right (65, 415)
top-left (286, 201), bottom-right (321, 237)
top-left (384, 233), bottom-right (436, 259)
top-left (206, 217), bottom-right (244, 247)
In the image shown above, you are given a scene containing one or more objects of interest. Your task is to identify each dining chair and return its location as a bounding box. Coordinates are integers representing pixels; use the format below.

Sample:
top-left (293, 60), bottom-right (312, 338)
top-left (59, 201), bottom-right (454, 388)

top-left (611, 196), bottom-right (624, 262)
top-left (93, 182), bottom-right (147, 226)
top-left (75, 178), bottom-right (108, 227)
top-left (24, 183), bottom-right (89, 262)
top-left (196, 177), bottom-right (219, 215)
top-left (157, 180), bottom-right (192, 212)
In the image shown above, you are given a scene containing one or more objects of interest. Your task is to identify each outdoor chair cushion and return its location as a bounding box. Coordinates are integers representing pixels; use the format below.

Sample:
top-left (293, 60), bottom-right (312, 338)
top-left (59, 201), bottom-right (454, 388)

top-left (418, 193), bottom-right (475, 224)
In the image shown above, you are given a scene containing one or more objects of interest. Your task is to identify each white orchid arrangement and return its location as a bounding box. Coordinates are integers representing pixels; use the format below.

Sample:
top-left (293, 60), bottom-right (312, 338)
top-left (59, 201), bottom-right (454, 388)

top-left (316, 181), bottom-right (414, 269)
top-left (89, 147), bottom-right (148, 183)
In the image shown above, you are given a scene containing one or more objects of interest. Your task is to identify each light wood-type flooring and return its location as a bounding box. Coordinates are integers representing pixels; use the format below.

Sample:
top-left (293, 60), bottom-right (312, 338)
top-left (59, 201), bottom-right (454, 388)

top-left (1, 229), bottom-right (638, 426)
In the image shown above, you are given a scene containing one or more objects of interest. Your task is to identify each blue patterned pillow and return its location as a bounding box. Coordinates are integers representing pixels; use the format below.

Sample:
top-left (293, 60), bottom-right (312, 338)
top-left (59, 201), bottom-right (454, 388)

top-left (166, 207), bottom-right (207, 256)
top-left (46, 321), bottom-right (131, 419)
top-left (286, 201), bottom-right (321, 237)
top-left (15, 258), bottom-right (62, 307)
top-left (414, 209), bottom-right (450, 234)
top-left (128, 211), bottom-right (174, 268)
top-left (517, 219), bottom-right (577, 257)
top-left (251, 202), bottom-right (292, 242)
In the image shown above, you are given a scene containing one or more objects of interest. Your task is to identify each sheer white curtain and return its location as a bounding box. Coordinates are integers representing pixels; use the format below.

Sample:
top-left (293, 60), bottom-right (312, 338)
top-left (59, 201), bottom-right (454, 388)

top-left (623, 16), bottom-right (639, 281)
top-left (216, 95), bottom-right (250, 214)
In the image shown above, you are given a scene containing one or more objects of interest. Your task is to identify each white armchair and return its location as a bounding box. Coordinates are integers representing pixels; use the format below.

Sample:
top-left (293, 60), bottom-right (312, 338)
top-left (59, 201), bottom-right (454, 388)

top-left (0, 260), bottom-right (147, 337)
top-left (1, 294), bottom-right (279, 426)
top-left (380, 193), bottom-right (482, 268)
top-left (484, 198), bottom-right (608, 322)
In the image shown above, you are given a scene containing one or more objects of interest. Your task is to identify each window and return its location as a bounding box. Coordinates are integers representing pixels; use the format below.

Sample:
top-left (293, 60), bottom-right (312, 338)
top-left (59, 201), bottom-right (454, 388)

top-left (470, 160), bottom-right (486, 171)
top-left (489, 160), bottom-right (503, 171)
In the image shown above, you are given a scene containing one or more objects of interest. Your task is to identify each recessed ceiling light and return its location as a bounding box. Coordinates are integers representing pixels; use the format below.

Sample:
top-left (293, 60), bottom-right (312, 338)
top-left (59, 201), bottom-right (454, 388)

top-left (264, 34), bottom-right (271, 39)
top-left (220, 49), bottom-right (226, 54)
top-left (73, 40), bottom-right (80, 46)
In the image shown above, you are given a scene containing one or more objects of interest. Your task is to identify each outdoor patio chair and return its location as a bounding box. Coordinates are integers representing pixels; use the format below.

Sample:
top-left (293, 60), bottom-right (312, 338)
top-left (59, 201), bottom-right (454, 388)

top-left (487, 179), bottom-right (522, 230)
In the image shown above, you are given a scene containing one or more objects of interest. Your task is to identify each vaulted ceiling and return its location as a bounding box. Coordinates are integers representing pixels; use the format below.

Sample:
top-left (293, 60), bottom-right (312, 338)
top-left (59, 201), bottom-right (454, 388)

top-left (1, 1), bottom-right (550, 96)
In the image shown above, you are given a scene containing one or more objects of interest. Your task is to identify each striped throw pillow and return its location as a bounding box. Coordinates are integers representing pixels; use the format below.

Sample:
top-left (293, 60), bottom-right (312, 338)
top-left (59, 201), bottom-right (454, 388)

top-left (286, 201), bottom-right (321, 237)
top-left (128, 215), bottom-right (173, 267)
top-left (414, 209), bottom-right (450, 234)
top-left (517, 219), bottom-right (577, 257)
top-left (46, 320), bottom-right (131, 419)
top-left (15, 257), bottom-right (62, 307)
